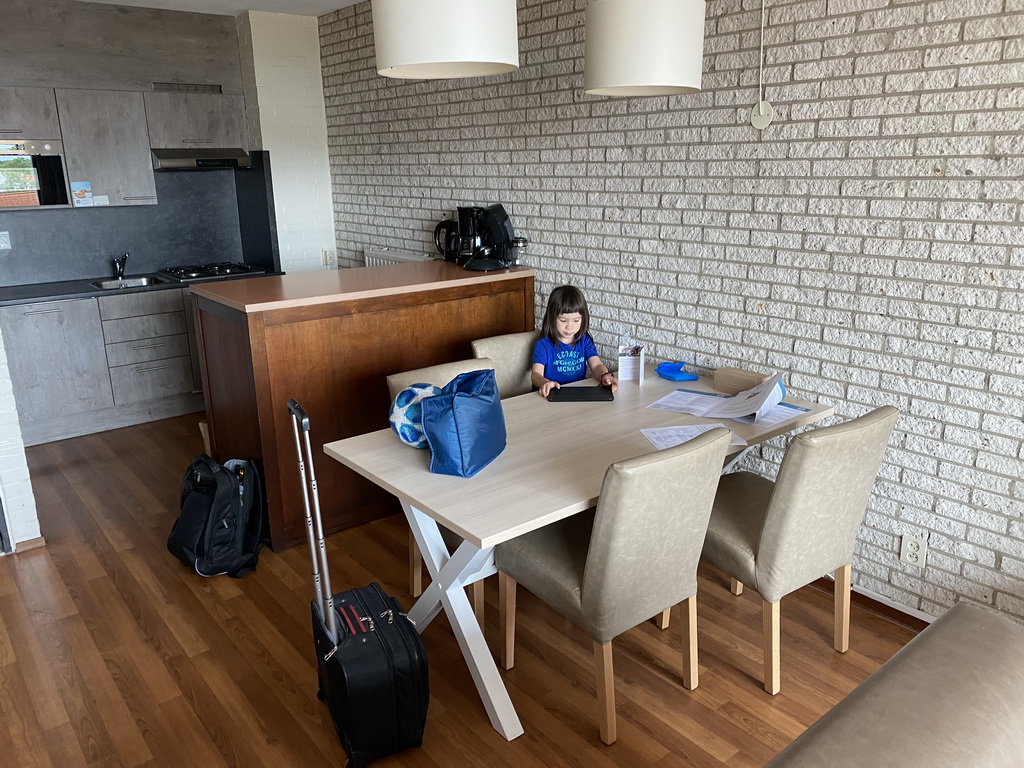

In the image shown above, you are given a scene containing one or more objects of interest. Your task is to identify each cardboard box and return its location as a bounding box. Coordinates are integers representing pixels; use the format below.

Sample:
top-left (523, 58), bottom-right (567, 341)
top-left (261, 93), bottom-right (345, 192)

top-left (713, 367), bottom-right (771, 395)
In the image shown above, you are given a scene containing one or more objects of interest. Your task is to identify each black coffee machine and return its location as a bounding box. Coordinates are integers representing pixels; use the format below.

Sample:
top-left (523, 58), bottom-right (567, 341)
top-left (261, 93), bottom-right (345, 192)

top-left (433, 204), bottom-right (525, 271)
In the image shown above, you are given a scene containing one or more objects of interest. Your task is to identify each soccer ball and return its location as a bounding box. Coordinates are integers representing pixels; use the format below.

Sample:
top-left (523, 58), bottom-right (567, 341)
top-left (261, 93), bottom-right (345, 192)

top-left (389, 383), bottom-right (442, 449)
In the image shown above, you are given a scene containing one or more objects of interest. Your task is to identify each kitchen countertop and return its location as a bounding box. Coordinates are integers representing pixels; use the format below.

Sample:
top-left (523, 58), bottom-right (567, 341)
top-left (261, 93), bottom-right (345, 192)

top-left (0, 272), bottom-right (280, 307)
top-left (190, 261), bottom-right (536, 314)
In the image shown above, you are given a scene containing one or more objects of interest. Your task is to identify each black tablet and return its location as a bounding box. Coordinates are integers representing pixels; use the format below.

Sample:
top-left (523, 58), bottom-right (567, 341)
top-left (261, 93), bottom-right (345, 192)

top-left (547, 386), bottom-right (614, 402)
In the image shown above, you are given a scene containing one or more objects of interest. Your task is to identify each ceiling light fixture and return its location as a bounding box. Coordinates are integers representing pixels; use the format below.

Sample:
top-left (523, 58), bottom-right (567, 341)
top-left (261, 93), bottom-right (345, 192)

top-left (584, 0), bottom-right (707, 97)
top-left (371, 0), bottom-right (519, 80)
top-left (750, 0), bottom-right (774, 129)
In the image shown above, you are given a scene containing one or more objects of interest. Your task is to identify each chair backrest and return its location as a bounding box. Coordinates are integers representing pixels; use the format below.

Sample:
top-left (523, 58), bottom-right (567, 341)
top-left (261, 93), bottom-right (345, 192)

top-left (579, 428), bottom-right (731, 643)
top-left (756, 406), bottom-right (899, 603)
top-left (386, 358), bottom-right (495, 401)
top-left (470, 330), bottom-right (540, 398)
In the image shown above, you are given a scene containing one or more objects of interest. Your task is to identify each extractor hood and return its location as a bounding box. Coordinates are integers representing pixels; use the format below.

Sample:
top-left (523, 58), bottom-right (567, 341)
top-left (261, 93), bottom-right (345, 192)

top-left (151, 147), bottom-right (252, 170)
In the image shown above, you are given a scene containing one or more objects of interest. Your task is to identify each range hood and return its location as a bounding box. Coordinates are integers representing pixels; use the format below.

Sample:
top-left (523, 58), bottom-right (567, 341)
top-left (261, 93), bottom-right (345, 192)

top-left (151, 148), bottom-right (251, 170)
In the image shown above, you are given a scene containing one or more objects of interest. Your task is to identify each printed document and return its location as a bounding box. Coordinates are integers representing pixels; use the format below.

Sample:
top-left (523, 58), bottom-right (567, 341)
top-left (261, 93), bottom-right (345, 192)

top-left (641, 424), bottom-right (747, 451)
top-left (647, 374), bottom-right (789, 424)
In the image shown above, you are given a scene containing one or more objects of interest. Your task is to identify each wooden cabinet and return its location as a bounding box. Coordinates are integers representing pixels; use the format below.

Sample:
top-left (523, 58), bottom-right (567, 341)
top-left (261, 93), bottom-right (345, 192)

top-left (192, 263), bottom-right (536, 550)
top-left (98, 289), bottom-right (195, 405)
top-left (0, 87), bottom-right (61, 138)
top-left (144, 92), bottom-right (246, 149)
top-left (0, 299), bottom-right (114, 423)
top-left (55, 89), bottom-right (157, 206)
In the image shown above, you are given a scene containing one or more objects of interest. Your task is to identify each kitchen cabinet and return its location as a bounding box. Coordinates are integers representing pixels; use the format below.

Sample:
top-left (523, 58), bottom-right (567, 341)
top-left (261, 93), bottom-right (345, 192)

top-left (192, 262), bottom-right (536, 550)
top-left (0, 87), bottom-right (61, 138)
top-left (144, 92), bottom-right (246, 149)
top-left (0, 298), bottom-right (114, 423)
top-left (55, 88), bottom-right (157, 206)
top-left (98, 289), bottom-right (195, 406)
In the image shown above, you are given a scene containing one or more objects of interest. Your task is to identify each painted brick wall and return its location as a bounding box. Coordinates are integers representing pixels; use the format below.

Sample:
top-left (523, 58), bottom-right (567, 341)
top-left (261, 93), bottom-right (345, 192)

top-left (242, 11), bottom-right (337, 274)
top-left (319, 0), bottom-right (1024, 619)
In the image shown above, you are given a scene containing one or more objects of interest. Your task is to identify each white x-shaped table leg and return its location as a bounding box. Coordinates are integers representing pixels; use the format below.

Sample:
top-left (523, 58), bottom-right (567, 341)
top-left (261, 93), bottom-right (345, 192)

top-left (402, 502), bottom-right (524, 741)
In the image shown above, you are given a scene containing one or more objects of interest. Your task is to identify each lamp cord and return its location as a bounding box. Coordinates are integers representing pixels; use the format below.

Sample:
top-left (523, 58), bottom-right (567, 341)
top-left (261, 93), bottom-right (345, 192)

top-left (758, 0), bottom-right (766, 103)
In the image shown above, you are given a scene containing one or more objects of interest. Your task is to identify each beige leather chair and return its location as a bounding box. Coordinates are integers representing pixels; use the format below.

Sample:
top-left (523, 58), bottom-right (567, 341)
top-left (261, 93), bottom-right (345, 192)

top-left (496, 429), bottom-right (731, 744)
top-left (386, 358), bottom-right (495, 622)
top-left (701, 405), bottom-right (899, 695)
top-left (470, 330), bottom-right (540, 398)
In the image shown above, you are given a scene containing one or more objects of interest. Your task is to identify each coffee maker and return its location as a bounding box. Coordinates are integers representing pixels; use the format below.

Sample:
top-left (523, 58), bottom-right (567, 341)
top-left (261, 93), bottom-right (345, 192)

top-left (432, 204), bottom-right (526, 271)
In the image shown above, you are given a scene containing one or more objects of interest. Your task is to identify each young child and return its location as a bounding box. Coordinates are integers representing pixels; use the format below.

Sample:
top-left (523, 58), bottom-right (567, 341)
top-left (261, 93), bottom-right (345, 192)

top-left (532, 285), bottom-right (618, 397)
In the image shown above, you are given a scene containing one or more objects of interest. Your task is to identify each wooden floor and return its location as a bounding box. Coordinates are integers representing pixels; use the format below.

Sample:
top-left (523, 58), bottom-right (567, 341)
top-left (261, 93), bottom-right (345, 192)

top-left (2, 414), bottom-right (918, 767)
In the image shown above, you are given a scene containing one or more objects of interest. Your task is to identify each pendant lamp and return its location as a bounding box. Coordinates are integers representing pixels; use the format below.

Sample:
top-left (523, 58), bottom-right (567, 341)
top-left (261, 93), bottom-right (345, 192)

top-left (584, 0), bottom-right (707, 96)
top-left (372, 0), bottom-right (520, 80)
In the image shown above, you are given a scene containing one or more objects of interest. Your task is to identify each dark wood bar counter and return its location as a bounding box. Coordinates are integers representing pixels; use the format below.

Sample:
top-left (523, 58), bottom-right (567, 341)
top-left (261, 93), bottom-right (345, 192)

top-left (191, 261), bottom-right (535, 549)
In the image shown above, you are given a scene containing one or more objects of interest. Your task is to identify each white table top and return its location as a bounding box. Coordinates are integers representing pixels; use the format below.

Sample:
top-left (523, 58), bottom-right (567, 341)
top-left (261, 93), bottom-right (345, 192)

top-left (324, 374), bottom-right (833, 550)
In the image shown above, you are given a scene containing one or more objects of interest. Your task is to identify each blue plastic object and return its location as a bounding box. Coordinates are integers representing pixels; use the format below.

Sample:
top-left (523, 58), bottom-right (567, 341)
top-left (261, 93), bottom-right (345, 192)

top-left (655, 362), bottom-right (699, 381)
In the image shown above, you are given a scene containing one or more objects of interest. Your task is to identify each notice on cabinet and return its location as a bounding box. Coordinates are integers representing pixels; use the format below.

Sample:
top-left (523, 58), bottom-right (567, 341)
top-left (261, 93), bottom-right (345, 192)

top-left (71, 181), bottom-right (94, 207)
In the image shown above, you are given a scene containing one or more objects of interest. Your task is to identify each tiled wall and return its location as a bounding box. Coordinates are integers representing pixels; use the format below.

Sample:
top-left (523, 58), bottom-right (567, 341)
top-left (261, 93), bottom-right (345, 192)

top-left (240, 11), bottom-right (337, 274)
top-left (319, 0), bottom-right (1024, 619)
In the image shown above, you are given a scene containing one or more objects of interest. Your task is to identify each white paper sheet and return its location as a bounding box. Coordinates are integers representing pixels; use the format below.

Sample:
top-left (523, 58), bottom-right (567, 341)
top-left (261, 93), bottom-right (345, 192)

top-left (646, 387), bottom-right (731, 416)
top-left (698, 374), bottom-right (786, 421)
top-left (641, 423), bottom-right (748, 451)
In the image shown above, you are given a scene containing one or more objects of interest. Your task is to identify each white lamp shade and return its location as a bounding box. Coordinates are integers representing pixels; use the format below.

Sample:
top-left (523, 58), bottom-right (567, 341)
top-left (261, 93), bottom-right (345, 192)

top-left (372, 0), bottom-right (520, 80)
top-left (584, 0), bottom-right (707, 96)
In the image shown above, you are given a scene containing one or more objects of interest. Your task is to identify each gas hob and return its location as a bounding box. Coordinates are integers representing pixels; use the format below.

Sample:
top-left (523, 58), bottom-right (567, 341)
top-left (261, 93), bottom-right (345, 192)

top-left (158, 262), bottom-right (267, 282)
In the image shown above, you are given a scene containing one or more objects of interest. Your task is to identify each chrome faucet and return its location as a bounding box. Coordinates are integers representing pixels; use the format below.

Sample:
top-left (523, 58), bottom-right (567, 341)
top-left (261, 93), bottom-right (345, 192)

top-left (112, 252), bottom-right (129, 279)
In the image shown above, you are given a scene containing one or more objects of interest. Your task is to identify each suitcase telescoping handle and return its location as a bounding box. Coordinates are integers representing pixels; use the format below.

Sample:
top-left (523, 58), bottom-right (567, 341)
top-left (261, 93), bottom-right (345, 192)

top-left (287, 398), bottom-right (338, 645)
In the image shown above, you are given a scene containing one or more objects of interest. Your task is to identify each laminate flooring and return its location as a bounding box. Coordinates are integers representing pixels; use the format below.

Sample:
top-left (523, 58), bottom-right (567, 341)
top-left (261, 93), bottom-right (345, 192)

top-left (2, 414), bottom-right (918, 767)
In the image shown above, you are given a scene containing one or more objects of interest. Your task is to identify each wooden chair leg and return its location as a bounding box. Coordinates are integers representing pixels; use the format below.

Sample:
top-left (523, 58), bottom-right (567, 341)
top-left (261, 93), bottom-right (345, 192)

top-left (594, 640), bottom-right (616, 745)
top-left (471, 580), bottom-right (485, 628)
top-left (499, 572), bottom-right (516, 670)
top-left (655, 608), bottom-right (671, 629)
top-left (763, 600), bottom-right (780, 695)
top-left (834, 563), bottom-right (851, 653)
top-left (409, 530), bottom-right (423, 597)
top-left (681, 595), bottom-right (698, 690)
top-left (730, 577), bottom-right (744, 596)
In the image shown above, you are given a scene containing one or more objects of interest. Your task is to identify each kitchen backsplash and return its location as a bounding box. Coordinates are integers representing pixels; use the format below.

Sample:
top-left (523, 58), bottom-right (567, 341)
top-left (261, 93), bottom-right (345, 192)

top-left (0, 160), bottom-right (275, 287)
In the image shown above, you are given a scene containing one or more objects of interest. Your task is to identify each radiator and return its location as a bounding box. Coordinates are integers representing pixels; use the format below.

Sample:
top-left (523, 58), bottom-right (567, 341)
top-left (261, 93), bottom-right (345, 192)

top-left (364, 249), bottom-right (435, 267)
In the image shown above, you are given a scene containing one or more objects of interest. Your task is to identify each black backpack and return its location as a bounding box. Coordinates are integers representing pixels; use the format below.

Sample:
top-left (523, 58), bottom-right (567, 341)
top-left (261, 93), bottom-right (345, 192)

top-left (167, 454), bottom-right (264, 578)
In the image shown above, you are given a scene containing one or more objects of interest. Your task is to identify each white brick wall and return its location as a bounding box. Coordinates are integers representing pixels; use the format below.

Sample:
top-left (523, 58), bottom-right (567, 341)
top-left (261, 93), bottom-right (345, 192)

top-left (0, 327), bottom-right (40, 549)
top-left (243, 11), bottom-right (337, 274)
top-left (319, 0), bottom-right (1024, 619)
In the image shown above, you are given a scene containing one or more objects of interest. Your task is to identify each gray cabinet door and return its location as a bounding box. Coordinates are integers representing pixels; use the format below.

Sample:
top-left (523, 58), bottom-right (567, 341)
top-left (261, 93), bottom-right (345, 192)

top-left (0, 299), bottom-right (114, 422)
top-left (0, 87), bottom-right (61, 138)
top-left (55, 89), bottom-right (157, 206)
top-left (144, 92), bottom-right (246, 149)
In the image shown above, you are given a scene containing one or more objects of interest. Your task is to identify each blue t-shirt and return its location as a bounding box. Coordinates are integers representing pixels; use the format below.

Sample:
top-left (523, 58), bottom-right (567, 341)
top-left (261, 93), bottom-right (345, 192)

top-left (532, 335), bottom-right (599, 385)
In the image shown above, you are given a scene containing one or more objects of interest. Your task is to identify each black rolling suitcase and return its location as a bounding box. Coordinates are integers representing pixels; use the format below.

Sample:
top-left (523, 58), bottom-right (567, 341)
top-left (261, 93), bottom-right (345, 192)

top-left (288, 399), bottom-right (429, 768)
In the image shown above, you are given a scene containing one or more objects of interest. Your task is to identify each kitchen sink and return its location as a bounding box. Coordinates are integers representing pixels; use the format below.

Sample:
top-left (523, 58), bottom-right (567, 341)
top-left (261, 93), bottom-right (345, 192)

top-left (89, 275), bottom-right (171, 290)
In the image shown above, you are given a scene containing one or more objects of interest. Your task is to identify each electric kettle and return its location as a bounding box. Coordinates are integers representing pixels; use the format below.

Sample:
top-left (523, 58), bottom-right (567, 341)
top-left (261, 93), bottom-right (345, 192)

top-left (433, 218), bottom-right (459, 261)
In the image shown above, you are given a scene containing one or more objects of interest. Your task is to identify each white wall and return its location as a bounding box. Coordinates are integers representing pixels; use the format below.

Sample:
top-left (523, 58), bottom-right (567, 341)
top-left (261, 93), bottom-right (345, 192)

top-left (0, 327), bottom-right (40, 549)
top-left (238, 11), bottom-right (336, 274)
top-left (319, 0), bottom-right (1024, 619)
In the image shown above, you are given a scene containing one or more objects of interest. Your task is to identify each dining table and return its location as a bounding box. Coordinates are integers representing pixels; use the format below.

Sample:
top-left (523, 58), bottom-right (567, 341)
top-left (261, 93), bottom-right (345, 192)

top-left (323, 372), bottom-right (834, 741)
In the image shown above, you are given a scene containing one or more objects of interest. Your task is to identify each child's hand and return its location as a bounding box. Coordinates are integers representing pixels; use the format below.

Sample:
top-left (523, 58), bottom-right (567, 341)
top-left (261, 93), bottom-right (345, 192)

top-left (600, 372), bottom-right (618, 393)
top-left (539, 380), bottom-right (560, 398)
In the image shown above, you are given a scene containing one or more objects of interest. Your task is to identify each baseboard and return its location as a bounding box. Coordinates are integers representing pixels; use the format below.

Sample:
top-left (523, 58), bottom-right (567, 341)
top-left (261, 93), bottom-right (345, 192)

top-left (811, 576), bottom-right (930, 632)
top-left (14, 536), bottom-right (46, 552)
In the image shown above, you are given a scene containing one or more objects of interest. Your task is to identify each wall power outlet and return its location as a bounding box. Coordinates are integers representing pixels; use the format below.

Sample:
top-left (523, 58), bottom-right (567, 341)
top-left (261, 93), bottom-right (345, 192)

top-left (899, 535), bottom-right (928, 568)
top-left (0, 231), bottom-right (11, 250)
top-left (322, 249), bottom-right (337, 268)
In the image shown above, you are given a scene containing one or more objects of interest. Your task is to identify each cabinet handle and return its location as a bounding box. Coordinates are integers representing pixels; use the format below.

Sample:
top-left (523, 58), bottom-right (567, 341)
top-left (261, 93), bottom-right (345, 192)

top-left (182, 139), bottom-right (214, 144)
top-left (23, 308), bottom-right (62, 316)
top-left (123, 196), bottom-right (157, 201)
top-left (135, 365), bottom-right (168, 374)
top-left (0, 129), bottom-right (24, 134)
top-left (132, 343), bottom-right (165, 350)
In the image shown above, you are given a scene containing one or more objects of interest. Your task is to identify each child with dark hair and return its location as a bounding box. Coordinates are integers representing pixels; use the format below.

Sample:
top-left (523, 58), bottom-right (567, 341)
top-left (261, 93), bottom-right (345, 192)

top-left (531, 285), bottom-right (618, 397)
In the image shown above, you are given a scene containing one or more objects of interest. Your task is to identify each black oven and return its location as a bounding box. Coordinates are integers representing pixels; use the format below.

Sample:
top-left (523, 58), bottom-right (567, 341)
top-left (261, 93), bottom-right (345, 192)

top-left (0, 140), bottom-right (69, 208)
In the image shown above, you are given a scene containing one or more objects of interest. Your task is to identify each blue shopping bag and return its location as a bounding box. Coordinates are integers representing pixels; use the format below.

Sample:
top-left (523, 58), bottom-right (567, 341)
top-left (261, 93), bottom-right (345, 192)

top-left (421, 369), bottom-right (506, 477)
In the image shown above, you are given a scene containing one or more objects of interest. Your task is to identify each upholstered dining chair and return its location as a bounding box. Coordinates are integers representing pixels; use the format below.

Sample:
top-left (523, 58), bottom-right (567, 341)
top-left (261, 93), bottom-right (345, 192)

top-left (470, 330), bottom-right (540, 398)
top-left (496, 428), bottom-right (731, 744)
top-left (701, 405), bottom-right (899, 695)
top-left (386, 358), bottom-right (495, 621)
